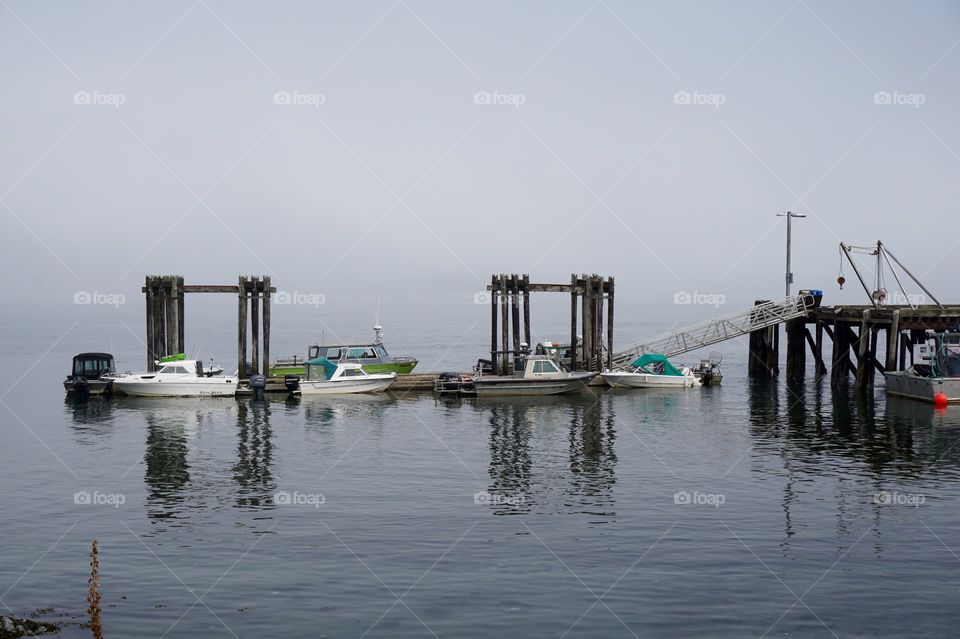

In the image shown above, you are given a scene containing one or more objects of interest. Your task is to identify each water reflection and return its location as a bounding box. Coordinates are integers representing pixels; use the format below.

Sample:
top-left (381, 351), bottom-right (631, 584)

top-left (64, 395), bottom-right (115, 444)
top-left (482, 394), bottom-right (617, 517)
top-left (143, 404), bottom-right (192, 521)
top-left (234, 401), bottom-right (274, 508)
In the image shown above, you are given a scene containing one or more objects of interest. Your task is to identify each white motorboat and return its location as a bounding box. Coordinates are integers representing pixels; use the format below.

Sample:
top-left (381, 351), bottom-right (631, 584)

top-left (296, 357), bottom-right (396, 395)
top-left (601, 353), bottom-right (700, 389)
top-left (473, 354), bottom-right (598, 397)
top-left (112, 359), bottom-right (238, 397)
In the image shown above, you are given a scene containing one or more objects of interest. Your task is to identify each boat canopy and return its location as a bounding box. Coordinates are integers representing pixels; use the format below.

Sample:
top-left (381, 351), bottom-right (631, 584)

top-left (631, 353), bottom-right (684, 376)
top-left (305, 357), bottom-right (338, 381)
top-left (159, 353), bottom-right (186, 362)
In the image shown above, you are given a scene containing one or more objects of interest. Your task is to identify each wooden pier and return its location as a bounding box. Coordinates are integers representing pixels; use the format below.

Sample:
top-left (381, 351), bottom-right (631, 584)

top-left (486, 273), bottom-right (614, 374)
top-left (749, 303), bottom-right (960, 390)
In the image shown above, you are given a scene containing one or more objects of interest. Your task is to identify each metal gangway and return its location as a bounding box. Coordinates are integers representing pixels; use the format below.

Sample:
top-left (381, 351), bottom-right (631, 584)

top-left (610, 294), bottom-right (816, 367)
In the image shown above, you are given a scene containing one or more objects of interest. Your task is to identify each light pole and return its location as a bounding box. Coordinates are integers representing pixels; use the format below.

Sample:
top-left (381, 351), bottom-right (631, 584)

top-left (777, 211), bottom-right (806, 297)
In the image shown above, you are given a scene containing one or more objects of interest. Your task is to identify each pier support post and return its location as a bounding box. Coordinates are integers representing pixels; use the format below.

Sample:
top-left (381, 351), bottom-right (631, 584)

top-left (238, 276), bottom-right (248, 380)
top-left (165, 277), bottom-right (179, 358)
top-left (855, 309), bottom-right (872, 391)
top-left (748, 301), bottom-right (779, 377)
top-left (606, 276), bottom-right (614, 370)
top-left (786, 318), bottom-right (806, 379)
top-left (262, 275), bottom-right (271, 377)
top-left (500, 274), bottom-right (509, 373)
top-left (886, 309), bottom-right (900, 372)
top-left (581, 275), bottom-right (592, 371)
top-left (814, 322), bottom-right (827, 376)
top-left (145, 276), bottom-right (156, 370)
top-left (490, 274), bottom-right (498, 375)
top-left (251, 276), bottom-right (260, 376)
top-left (522, 274), bottom-right (531, 348)
top-left (510, 274), bottom-right (521, 355)
top-left (570, 274), bottom-right (578, 371)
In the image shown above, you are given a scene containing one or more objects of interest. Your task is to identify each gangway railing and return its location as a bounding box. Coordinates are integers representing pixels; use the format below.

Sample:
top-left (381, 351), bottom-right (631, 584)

top-left (610, 294), bottom-right (816, 367)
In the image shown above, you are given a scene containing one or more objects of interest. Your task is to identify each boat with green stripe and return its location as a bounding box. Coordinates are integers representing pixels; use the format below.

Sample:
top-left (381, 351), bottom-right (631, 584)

top-left (270, 325), bottom-right (418, 377)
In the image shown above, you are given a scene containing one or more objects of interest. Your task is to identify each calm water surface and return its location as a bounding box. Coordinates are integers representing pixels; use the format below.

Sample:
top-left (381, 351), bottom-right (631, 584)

top-left (2, 314), bottom-right (959, 637)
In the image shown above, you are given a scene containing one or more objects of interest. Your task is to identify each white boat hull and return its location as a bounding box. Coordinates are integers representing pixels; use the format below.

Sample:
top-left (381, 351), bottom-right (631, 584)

top-left (298, 376), bottom-right (395, 395)
top-left (601, 371), bottom-right (700, 388)
top-left (113, 377), bottom-right (238, 397)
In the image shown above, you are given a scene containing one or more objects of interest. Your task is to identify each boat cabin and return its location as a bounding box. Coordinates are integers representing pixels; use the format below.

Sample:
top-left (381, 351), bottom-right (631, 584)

top-left (509, 354), bottom-right (569, 378)
top-left (70, 353), bottom-right (115, 380)
top-left (309, 343), bottom-right (390, 362)
top-left (305, 357), bottom-right (370, 381)
top-left (155, 360), bottom-right (204, 376)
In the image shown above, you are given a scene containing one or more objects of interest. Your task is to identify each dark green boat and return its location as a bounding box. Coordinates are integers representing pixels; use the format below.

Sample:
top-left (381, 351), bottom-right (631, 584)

top-left (270, 326), bottom-right (418, 377)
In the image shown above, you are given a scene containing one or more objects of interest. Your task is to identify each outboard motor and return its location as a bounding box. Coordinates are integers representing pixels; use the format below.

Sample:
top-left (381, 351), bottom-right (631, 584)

top-left (249, 374), bottom-right (267, 401)
top-left (71, 376), bottom-right (89, 393)
top-left (283, 374), bottom-right (301, 394)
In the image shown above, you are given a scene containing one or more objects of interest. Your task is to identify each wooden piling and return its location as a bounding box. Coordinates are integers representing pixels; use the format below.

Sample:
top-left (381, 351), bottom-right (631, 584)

top-left (606, 276), bottom-right (614, 370)
top-left (250, 276), bottom-right (260, 376)
top-left (145, 277), bottom-right (155, 370)
top-left (785, 317), bottom-right (806, 379)
top-left (522, 274), bottom-right (531, 348)
top-left (510, 275), bottom-right (521, 355)
top-left (581, 275), bottom-right (592, 371)
top-left (569, 274), bottom-right (578, 371)
top-left (500, 274), bottom-right (509, 373)
top-left (855, 309), bottom-right (871, 390)
top-left (885, 309), bottom-right (900, 372)
top-left (262, 275), bottom-right (271, 377)
top-left (165, 278), bottom-right (179, 357)
top-left (489, 275), bottom-right (498, 375)
top-left (814, 322), bottom-right (826, 376)
top-left (238, 276), bottom-right (247, 380)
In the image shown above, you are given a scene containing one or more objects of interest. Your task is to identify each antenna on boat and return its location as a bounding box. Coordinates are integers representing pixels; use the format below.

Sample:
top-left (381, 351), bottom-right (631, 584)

top-left (374, 295), bottom-right (383, 344)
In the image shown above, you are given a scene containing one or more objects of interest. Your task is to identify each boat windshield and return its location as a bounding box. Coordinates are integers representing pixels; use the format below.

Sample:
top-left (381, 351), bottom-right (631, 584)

top-left (375, 344), bottom-right (388, 358)
top-left (73, 356), bottom-right (113, 377)
top-left (159, 365), bottom-right (192, 375)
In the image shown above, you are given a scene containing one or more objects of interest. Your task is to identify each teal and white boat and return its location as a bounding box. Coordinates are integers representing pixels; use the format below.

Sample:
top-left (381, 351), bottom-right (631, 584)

top-left (601, 354), bottom-right (700, 388)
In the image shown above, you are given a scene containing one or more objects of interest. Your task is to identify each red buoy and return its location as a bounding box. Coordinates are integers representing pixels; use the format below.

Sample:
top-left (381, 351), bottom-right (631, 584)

top-left (934, 393), bottom-right (949, 408)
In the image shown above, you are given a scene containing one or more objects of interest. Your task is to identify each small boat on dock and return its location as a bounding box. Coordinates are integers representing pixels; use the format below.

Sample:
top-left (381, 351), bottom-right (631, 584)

top-left (63, 353), bottom-right (116, 395)
top-left (473, 354), bottom-right (597, 397)
top-left (601, 354), bottom-right (700, 389)
top-left (884, 329), bottom-right (960, 403)
top-left (112, 359), bottom-right (238, 397)
top-left (270, 325), bottom-right (417, 376)
top-left (691, 352), bottom-right (723, 386)
top-left (296, 357), bottom-right (396, 395)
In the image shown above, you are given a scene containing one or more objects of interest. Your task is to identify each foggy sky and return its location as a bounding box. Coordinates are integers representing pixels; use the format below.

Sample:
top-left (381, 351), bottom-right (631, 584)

top-left (2, 0), bottom-right (959, 320)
